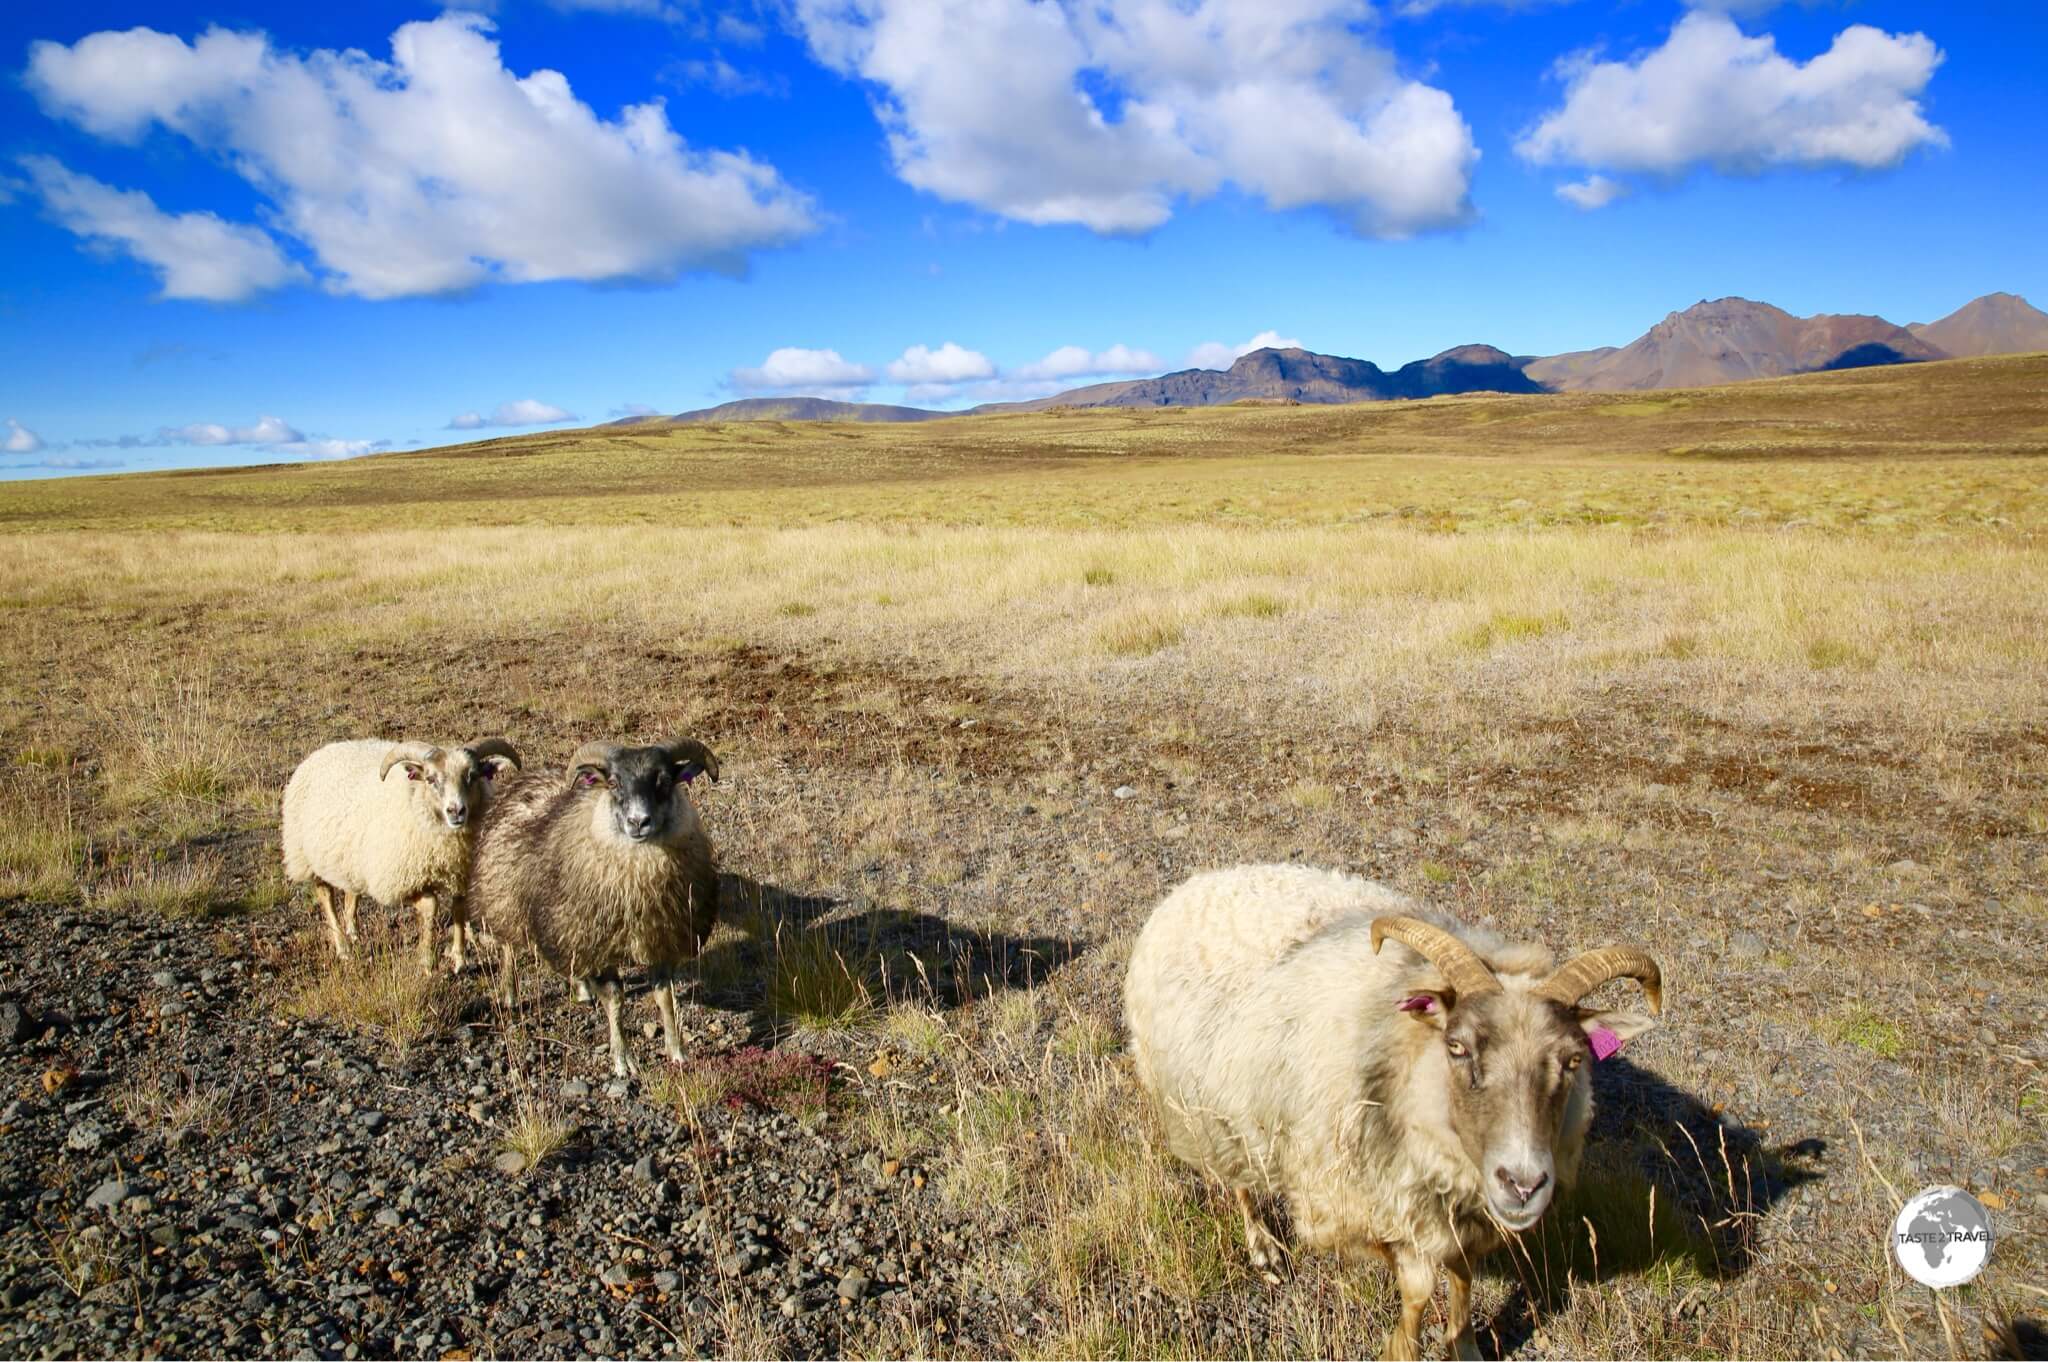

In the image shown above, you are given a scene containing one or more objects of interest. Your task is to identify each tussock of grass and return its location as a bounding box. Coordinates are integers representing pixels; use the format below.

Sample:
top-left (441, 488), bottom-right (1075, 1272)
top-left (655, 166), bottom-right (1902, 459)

top-left (100, 665), bottom-right (245, 818)
top-left (287, 946), bottom-right (464, 1057)
top-left (0, 770), bottom-right (82, 903)
top-left (1094, 605), bottom-right (1184, 658)
top-left (766, 923), bottom-right (878, 1033)
top-left (118, 1068), bottom-right (229, 1145)
top-left (1214, 591), bottom-right (1285, 619)
top-left (1284, 779), bottom-right (1336, 810)
top-left (94, 847), bottom-right (224, 916)
top-left (500, 1099), bottom-right (574, 1173)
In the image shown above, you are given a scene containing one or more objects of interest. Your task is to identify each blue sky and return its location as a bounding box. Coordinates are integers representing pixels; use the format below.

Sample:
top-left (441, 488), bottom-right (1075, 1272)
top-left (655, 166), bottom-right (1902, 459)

top-left (2, 0), bottom-right (2043, 478)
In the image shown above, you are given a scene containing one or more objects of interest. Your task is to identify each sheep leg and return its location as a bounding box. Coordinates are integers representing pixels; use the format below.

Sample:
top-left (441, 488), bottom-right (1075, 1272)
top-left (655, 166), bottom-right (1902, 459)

top-left (412, 892), bottom-right (439, 975)
top-left (573, 978), bottom-right (596, 1004)
top-left (598, 976), bottom-right (638, 1079)
top-left (1445, 1264), bottom-right (1480, 1362)
top-left (1234, 1187), bottom-right (1287, 1285)
top-left (1380, 1248), bottom-right (1437, 1362)
top-left (314, 881), bottom-right (350, 959)
top-left (496, 943), bottom-right (520, 1011)
top-left (445, 894), bottom-right (469, 974)
top-left (651, 972), bottom-right (687, 1066)
top-left (341, 890), bottom-right (361, 945)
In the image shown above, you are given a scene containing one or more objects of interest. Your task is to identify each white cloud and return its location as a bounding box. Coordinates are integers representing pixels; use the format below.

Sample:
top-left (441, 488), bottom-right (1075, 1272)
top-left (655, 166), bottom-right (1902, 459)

top-left (793, 0), bottom-right (1476, 238)
top-left (670, 54), bottom-right (787, 97)
top-left (25, 14), bottom-right (816, 299)
top-left (1517, 12), bottom-right (1945, 178)
top-left (4, 419), bottom-right (45, 454)
top-left (274, 437), bottom-right (377, 459)
top-left (19, 155), bottom-right (303, 302)
top-left (1011, 343), bottom-right (1164, 381)
top-left (730, 347), bottom-right (875, 396)
top-left (166, 414), bottom-right (305, 446)
top-left (610, 402), bottom-right (662, 418)
top-left (886, 342), bottom-right (996, 385)
top-left (1187, 330), bottom-right (1305, 370)
top-left (1555, 173), bottom-right (1627, 209)
top-left (449, 400), bottom-right (576, 429)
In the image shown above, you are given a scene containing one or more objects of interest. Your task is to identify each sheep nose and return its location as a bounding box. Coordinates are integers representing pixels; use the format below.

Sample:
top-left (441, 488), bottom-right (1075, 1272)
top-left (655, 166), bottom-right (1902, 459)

top-left (1494, 1167), bottom-right (1550, 1205)
top-left (626, 811), bottom-right (654, 838)
top-left (445, 806), bottom-right (467, 827)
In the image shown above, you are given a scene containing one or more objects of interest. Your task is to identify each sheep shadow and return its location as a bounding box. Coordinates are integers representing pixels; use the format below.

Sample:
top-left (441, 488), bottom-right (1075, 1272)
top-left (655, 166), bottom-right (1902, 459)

top-left (643, 872), bottom-right (1087, 1045)
top-left (1477, 1054), bottom-right (1827, 1357)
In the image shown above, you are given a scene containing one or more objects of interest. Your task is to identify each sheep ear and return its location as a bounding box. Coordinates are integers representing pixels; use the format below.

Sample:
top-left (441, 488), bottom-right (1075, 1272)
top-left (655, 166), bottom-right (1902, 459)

top-left (568, 764), bottom-right (606, 791)
top-left (1396, 990), bottom-right (1452, 1030)
top-left (1575, 1008), bottom-right (1656, 1059)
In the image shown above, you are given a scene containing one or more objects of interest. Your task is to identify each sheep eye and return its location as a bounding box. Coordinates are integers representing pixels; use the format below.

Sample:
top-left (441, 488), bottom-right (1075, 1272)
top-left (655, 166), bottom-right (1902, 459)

top-left (1446, 1039), bottom-right (1469, 1058)
top-left (1564, 1052), bottom-right (1583, 1072)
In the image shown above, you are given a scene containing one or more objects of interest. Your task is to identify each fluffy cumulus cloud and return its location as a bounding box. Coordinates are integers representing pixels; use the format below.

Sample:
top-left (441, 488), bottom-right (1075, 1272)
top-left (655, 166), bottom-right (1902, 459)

top-left (23, 14), bottom-right (816, 299)
top-left (19, 156), bottom-right (303, 302)
top-left (1555, 173), bottom-right (1627, 210)
top-left (448, 400), bottom-right (575, 430)
top-left (729, 347), bottom-right (875, 396)
top-left (793, 0), bottom-right (1476, 238)
top-left (166, 414), bottom-right (303, 446)
top-left (4, 419), bottom-right (46, 455)
top-left (1010, 343), bottom-right (1164, 382)
top-left (885, 342), bottom-right (996, 386)
top-left (1517, 11), bottom-right (1946, 182)
top-left (1186, 330), bottom-right (1304, 370)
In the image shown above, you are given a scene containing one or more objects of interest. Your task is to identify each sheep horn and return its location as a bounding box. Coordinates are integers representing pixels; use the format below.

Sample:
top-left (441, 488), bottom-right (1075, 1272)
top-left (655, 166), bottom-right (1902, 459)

top-left (380, 742), bottom-right (442, 781)
top-left (1370, 916), bottom-right (1501, 1000)
top-left (567, 742), bottom-right (621, 786)
top-left (1536, 947), bottom-right (1663, 1015)
top-left (662, 737), bottom-right (720, 784)
top-left (463, 737), bottom-right (522, 770)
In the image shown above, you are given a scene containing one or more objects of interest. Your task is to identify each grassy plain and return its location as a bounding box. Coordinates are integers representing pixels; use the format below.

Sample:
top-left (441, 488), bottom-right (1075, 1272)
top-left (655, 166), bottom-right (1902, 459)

top-left (2, 354), bottom-right (2045, 1357)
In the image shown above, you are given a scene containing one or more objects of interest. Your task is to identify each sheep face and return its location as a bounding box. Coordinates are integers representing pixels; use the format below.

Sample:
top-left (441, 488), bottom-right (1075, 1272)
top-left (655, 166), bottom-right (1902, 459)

top-left (1403, 988), bottom-right (1644, 1232)
top-left (384, 746), bottom-right (517, 831)
top-left (569, 742), bottom-right (715, 847)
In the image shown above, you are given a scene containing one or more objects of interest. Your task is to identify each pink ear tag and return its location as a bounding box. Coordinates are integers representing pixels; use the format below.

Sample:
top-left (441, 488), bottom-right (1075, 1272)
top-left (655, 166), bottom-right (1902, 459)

top-left (1397, 994), bottom-right (1438, 1014)
top-left (1586, 1026), bottom-right (1624, 1061)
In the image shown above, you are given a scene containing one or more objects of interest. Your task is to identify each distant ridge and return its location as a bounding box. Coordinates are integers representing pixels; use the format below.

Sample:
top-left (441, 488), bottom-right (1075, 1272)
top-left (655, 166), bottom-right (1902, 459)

top-left (610, 397), bottom-right (955, 427)
top-left (625, 292), bottom-right (2048, 424)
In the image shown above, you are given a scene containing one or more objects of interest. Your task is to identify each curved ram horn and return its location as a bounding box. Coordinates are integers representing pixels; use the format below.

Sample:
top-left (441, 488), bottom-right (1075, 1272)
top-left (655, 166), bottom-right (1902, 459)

top-left (380, 741), bottom-right (442, 782)
top-left (463, 736), bottom-right (523, 770)
top-left (1370, 916), bottom-right (1501, 1000)
top-left (1536, 947), bottom-right (1663, 1015)
top-left (567, 741), bottom-right (622, 787)
top-left (662, 737), bottom-right (720, 784)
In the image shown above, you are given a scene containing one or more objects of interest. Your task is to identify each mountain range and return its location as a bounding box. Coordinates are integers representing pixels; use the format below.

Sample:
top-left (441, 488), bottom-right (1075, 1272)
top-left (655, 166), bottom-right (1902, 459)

top-left (614, 292), bottom-right (2048, 426)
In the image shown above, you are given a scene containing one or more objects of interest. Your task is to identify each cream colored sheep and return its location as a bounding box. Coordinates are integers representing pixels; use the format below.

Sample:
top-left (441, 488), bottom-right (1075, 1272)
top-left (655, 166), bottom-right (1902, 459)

top-left (281, 737), bottom-right (520, 972)
top-left (1124, 863), bottom-right (1663, 1361)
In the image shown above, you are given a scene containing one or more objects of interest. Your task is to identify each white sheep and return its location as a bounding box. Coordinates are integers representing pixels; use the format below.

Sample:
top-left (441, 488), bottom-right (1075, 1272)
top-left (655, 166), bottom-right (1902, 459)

top-left (1124, 863), bottom-right (1663, 1361)
top-left (281, 737), bottom-right (521, 972)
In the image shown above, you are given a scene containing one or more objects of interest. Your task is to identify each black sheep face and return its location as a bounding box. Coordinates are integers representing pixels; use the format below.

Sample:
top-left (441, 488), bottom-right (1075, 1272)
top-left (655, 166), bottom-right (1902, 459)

top-left (573, 745), bottom-right (706, 845)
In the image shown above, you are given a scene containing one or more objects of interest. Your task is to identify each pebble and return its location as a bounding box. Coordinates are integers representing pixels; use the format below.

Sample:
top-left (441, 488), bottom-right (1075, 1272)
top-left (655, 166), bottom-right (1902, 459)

top-left (85, 1179), bottom-right (130, 1210)
top-left (65, 1121), bottom-right (106, 1153)
top-left (354, 1110), bottom-right (386, 1133)
top-left (599, 1263), bottom-right (633, 1289)
top-left (1112, 785), bottom-right (1137, 800)
top-left (631, 1154), bottom-right (657, 1183)
top-left (652, 1271), bottom-right (681, 1295)
top-left (375, 1208), bottom-right (403, 1229)
top-left (603, 1079), bottom-right (632, 1100)
top-left (0, 1000), bottom-right (30, 1046)
top-left (836, 1271), bottom-right (870, 1302)
top-left (151, 971), bottom-right (179, 989)
top-left (560, 1079), bottom-right (592, 1099)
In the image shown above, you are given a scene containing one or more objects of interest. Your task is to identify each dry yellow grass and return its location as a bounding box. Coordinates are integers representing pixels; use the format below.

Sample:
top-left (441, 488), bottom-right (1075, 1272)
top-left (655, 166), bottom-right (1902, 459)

top-left (2, 356), bottom-right (2043, 1359)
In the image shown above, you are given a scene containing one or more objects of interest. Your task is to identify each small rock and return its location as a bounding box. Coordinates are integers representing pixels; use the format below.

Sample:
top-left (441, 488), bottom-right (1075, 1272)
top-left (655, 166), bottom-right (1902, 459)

top-left (159, 1001), bottom-right (188, 1018)
top-left (835, 1271), bottom-right (869, 1302)
top-left (375, 1208), bottom-right (403, 1229)
top-left (354, 1110), bottom-right (386, 1133)
top-left (717, 1251), bottom-right (750, 1278)
top-left (652, 1271), bottom-right (681, 1295)
top-left (65, 1121), bottom-right (106, 1153)
top-left (560, 1079), bottom-right (591, 1099)
top-left (494, 1151), bottom-right (529, 1175)
top-left (86, 1179), bottom-right (130, 1210)
top-left (1728, 932), bottom-right (1768, 961)
top-left (631, 1155), bottom-right (657, 1183)
top-left (780, 1295), bottom-right (800, 1318)
top-left (151, 971), bottom-right (179, 989)
top-left (599, 1264), bottom-right (633, 1289)
top-left (1112, 785), bottom-right (1137, 800)
top-left (603, 1079), bottom-right (631, 1100)
top-left (0, 1000), bottom-right (30, 1046)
